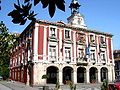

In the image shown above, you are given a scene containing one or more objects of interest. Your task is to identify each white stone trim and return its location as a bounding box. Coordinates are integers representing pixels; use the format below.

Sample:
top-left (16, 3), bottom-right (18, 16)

top-left (59, 29), bottom-right (63, 63)
top-left (43, 26), bottom-right (48, 61)
top-left (106, 37), bottom-right (110, 64)
top-left (33, 23), bottom-right (39, 62)
top-left (64, 28), bottom-right (71, 39)
top-left (49, 25), bottom-right (57, 37)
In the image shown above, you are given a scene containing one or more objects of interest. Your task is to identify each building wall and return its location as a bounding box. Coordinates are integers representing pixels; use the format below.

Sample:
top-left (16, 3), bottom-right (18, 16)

top-left (9, 21), bottom-right (115, 85)
top-left (114, 50), bottom-right (120, 78)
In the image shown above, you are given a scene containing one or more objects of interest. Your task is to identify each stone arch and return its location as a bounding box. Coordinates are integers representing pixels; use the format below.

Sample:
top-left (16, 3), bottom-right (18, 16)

top-left (77, 67), bottom-right (86, 83)
top-left (46, 66), bottom-right (59, 84)
top-left (89, 67), bottom-right (98, 83)
top-left (63, 66), bottom-right (73, 84)
top-left (101, 67), bottom-right (108, 82)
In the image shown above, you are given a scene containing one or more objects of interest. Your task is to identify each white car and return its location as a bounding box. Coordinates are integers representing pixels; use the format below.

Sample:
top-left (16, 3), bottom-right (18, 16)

top-left (0, 76), bottom-right (3, 80)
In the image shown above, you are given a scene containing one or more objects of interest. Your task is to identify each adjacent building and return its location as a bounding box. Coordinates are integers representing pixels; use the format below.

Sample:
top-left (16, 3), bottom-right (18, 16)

top-left (9, 0), bottom-right (115, 86)
top-left (114, 50), bottom-right (120, 78)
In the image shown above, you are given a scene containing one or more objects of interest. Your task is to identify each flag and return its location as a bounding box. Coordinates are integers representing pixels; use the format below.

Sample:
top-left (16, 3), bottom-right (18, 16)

top-left (86, 44), bottom-right (90, 58)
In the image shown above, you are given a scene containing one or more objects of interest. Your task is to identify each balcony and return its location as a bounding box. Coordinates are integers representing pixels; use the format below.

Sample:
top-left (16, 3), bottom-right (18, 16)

top-left (76, 57), bottom-right (88, 66)
top-left (89, 41), bottom-right (96, 47)
top-left (65, 57), bottom-right (71, 63)
top-left (49, 56), bottom-right (56, 63)
top-left (48, 35), bottom-right (58, 42)
top-left (100, 43), bottom-right (107, 48)
top-left (76, 39), bottom-right (85, 45)
top-left (64, 38), bottom-right (73, 44)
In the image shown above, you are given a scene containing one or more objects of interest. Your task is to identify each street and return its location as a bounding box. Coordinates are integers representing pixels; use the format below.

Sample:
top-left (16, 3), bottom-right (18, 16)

top-left (0, 83), bottom-right (12, 90)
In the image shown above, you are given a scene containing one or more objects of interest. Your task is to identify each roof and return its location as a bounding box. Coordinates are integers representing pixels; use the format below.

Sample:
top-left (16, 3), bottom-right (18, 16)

top-left (19, 19), bottom-right (113, 37)
top-left (37, 19), bottom-right (113, 37)
top-left (114, 50), bottom-right (120, 54)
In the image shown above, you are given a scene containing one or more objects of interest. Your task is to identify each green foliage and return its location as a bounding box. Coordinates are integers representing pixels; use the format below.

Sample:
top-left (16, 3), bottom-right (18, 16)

top-left (55, 81), bottom-right (60, 90)
top-left (8, 0), bottom-right (65, 25)
top-left (8, 3), bottom-right (36, 25)
top-left (101, 79), bottom-right (108, 90)
top-left (0, 21), bottom-right (17, 79)
top-left (42, 74), bottom-right (49, 79)
top-left (66, 81), bottom-right (76, 90)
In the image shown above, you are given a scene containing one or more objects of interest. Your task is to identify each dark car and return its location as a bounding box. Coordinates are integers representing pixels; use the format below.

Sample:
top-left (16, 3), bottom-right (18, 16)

top-left (108, 76), bottom-right (120, 90)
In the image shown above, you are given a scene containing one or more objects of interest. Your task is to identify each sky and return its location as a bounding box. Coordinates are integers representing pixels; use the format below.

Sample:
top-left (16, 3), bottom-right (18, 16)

top-left (0, 0), bottom-right (120, 50)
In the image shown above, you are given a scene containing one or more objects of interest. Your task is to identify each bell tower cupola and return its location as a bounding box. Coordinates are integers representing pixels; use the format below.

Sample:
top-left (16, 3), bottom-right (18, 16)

top-left (67, 0), bottom-right (87, 29)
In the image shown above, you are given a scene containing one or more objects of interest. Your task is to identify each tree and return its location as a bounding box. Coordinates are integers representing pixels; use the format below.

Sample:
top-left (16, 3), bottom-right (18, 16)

top-left (0, 21), bottom-right (17, 79)
top-left (8, 0), bottom-right (65, 25)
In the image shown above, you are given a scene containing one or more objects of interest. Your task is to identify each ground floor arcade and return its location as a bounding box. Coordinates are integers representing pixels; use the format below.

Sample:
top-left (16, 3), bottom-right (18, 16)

top-left (9, 63), bottom-right (115, 85)
top-left (33, 63), bottom-right (115, 85)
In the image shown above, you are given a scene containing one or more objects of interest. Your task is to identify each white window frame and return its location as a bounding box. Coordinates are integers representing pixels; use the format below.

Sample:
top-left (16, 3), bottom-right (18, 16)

top-left (78, 48), bottom-right (84, 59)
top-left (49, 26), bottom-right (57, 37)
top-left (64, 47), bottom-right (71, 61)
top-left (64, 29), bottom-right (71, 39)
top-left (90, 33), bottom-right (95, 42)
top-left (100, 49), bottom-right (106, 62)
top-left (100, 35), bottom-right (105, 44)
top-left (49, 45), bottom-right (56, 61)
top-left (90, 50), bottom-right (96, 61)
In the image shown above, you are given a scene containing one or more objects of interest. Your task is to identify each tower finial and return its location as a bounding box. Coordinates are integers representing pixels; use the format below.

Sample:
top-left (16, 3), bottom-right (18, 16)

top-left (69, 0), bottom-right (81, 14)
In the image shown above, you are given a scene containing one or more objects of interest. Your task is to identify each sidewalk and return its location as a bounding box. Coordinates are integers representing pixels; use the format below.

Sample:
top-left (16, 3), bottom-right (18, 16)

top-left (0, 83), bottom-right (12, 90)
top-left (0, 81), bottom-right (40, 90)
top-left (0, 81), bottom-right (101, 90)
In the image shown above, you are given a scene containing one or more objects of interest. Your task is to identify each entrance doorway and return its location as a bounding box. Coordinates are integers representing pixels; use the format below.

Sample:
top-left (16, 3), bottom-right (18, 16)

top-left (63, 66), bottom-right (73, 84)
top-left (101, 67), bottom-right (108, 82)
top-left (47, 66), bottom-right (58, 84)
top-left (89, 67), bottom-right (98, 83)
top-left (77, 67), bottom-right (86, 83)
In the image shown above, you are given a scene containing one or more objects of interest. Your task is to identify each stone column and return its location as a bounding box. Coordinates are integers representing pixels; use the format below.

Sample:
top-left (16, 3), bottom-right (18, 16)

top-left (33, 23), bottom-right (39, 62)
top-left (112, 65), bottom-right (115, 81)
top-left (59, 69), bottom-right (63, 85)
top-left (86, 68), bottom-right (90, 83)
top-left (26, 68), bottom-right (30, 85)
top-left (98, 68), bottom-right (101, 83)
top-left (73, 69), bottom-right (77, 84)
top-left (108, 67), bottom-right (112, 82)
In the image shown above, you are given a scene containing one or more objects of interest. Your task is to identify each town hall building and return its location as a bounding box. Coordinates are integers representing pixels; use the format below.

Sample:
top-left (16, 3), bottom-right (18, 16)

top-left (9, 0), bottom-right (115, 86)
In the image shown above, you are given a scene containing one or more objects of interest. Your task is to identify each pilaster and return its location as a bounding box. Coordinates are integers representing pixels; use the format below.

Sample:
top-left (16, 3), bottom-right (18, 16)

top-left (86, 68), bottom-right (90, 83)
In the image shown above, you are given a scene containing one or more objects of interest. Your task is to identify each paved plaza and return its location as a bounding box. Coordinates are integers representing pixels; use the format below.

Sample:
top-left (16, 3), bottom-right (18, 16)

top-left (0, 81), bottom-right (102, 90)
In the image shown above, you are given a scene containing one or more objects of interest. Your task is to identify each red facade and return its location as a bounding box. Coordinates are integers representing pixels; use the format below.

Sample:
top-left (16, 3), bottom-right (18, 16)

top-left (9, 20), bottom-right (114, 85)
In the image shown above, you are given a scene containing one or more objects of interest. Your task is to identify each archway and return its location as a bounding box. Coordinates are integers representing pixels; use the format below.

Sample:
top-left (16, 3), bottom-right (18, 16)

top-left (63, 66), bottom-right (73, 84)
top-left (77, 67), bottom-right (86, 83)
top-left (47, 66), bottom-right (58, 84)
top-left (101, 67), bottom-right (108, 82)
top-left (89, 67), bottom-right (98, 83)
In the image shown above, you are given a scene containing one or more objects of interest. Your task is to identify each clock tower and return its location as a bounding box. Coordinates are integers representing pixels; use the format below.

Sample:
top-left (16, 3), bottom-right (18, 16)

top-left (67, 0), bottom-right (87, 29)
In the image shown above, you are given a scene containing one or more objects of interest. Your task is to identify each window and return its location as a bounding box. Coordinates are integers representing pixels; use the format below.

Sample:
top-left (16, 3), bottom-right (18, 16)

top-left (90, 34), bottom-right (95, 42)
top-left (49, 46), bottom-right (56, 60)
top-left (78, 49), bottom-right (84, 59)
top-left (65, 30), bottom-right (70, 38)
top-left (100, 36), bottom-right (104, 44)
top-left (101, 51), bottom-right (106, 61)
top-left (90, 50), bottom-right (95, 61)
top-left (50, 27), bottom-right (56, 37)
top-left (65, 47), bottom-right (71, 60)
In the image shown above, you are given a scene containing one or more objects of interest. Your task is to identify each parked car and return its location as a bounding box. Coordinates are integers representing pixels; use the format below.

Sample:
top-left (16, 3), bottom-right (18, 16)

top-left (0, 75), bottom-right (3, 80)
top-left (108, 75), bottom-right (120, 90)
top-left (114, 76), bottom-right (120, 90)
